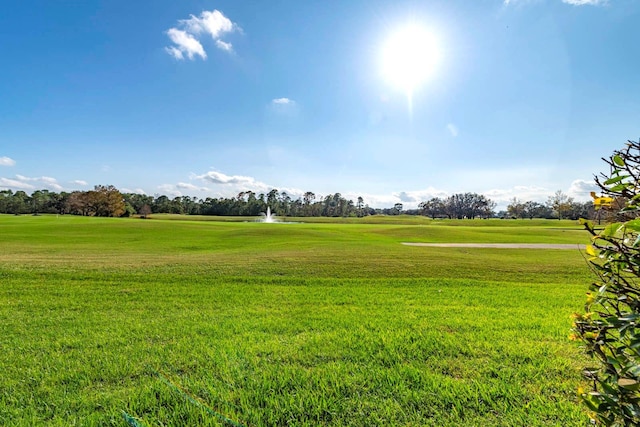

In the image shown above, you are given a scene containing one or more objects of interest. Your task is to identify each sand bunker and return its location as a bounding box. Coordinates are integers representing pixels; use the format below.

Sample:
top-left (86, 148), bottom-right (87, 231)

top-left (401, 243), bottom-right (585, 249)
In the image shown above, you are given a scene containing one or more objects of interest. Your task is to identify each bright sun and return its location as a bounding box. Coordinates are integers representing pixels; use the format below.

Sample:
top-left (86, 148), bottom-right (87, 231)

top-left (380, 24), bottom-right (440, 96)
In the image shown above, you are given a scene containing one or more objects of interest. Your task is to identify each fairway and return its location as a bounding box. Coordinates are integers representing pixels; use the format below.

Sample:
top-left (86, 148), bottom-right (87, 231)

top-left (0, 215), bottom-right (592, 426)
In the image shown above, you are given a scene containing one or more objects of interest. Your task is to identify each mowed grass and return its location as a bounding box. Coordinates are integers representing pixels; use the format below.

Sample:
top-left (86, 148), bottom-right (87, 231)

top-left (0, 215), bottom-right (593, 426)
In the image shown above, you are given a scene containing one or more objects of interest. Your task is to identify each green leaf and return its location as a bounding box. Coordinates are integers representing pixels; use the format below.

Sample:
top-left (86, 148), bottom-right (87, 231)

top-left (610, 183), bottom-right (630, 192)
top-left (618, 378), bottom-right (640, 390)
top-left (613, 155), bottom-right (625, 166)
top-left (604, 175), bottom-right (628, 185)
top-left (625, 219), bottom-right (640, 232)
top-left (601, 222), bottom-right (623, 237)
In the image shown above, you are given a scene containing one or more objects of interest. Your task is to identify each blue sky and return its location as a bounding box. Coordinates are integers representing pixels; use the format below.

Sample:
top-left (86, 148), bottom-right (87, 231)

top-left (1, 0), bottom-right (638, 209)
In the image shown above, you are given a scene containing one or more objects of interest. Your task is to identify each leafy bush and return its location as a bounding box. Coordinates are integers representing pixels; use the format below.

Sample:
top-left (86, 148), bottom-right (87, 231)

top-left (573, 139), bottom-right (640, 426)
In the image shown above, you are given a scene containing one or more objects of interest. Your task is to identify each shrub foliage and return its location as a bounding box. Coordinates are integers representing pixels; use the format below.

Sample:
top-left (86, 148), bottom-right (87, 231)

top-left (574, 139), bottom-right (640, 425)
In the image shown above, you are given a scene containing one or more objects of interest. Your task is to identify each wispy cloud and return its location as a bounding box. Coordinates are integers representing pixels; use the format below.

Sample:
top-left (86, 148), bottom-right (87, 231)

top-left (215, 40), bottom-right (233, 52)
top-left (0, 156), bottom-right (16, 166)
top-left (165, 9), bottom-right (238, 60)
top-left (484, 185), bottom-right (553, 206)
top-left (272, 98), bottom-right (295, 105)
top-left (156, 183), bottom-right (209, 197)
top-left (562, 0), bottom-right (606, 5)
top-left (158, 184), bottom-right (183, 197)
top-left (0, 177), bottom-right (34, 190)
top-left (70, 180), bottom-right (88, 186)
top-left (392, 188), bottom-right (450, 204)
top-left (121, 188), bottom-right (146, 195)
top-left (15, 175), bottom-right (64, 191)
top-left (194, 170), bottom-right (269, 189)
top-left (268, 98), bottom-right (299, 117)
top-left (447, 123), bottom-right (459, 137)
top-left (0, 175), bottom-right (65, 191)
top-left (176, 182), bottom-right (209, 191)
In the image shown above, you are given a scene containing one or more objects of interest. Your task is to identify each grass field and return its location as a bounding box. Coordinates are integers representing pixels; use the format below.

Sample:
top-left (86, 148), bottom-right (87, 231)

top-left (0, 215), bottom-right (593, 426)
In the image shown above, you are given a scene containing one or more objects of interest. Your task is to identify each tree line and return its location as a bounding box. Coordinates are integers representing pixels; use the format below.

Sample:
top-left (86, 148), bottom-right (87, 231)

top-left (0, 185), bottom-right (594, 220)
top-left (504, 190), bottom-right (594, 220)
top-left (0, 187), bottom-right (373, 218)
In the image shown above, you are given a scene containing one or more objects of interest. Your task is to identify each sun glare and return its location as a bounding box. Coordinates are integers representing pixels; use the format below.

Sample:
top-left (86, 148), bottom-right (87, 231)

top-left (380, 24), bottom-right (440, 98)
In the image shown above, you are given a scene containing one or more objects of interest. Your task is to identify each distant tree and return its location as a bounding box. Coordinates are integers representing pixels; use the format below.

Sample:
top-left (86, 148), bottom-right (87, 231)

top-left (419, 198), bottom-right (445, 219)
top-left (31, 190), bottom-right (53, 214)
top-left (51, 192), bottom-right (70, 214)
top-left (169, 197), bottom-right (184, 214)
top-left (123, 193), bottom-right (154, 215)
top-left (442, 193), bottom-right (494, 219)
top-left (480, 199), bottom-right (497, 219)
top-left (0, 190), bottom-right (13, 214)
top-left (547, 190), bottom-right (574, 219)
top-left (93, 185), bottom-right (125, 217)
top-left (280, 192), bottom-right (292, 216)
top-left (507, 198), bottom-right (525, 218)
top-left (153, 195), bottom-right (171, 213)
top-left (303, 192), bottom-right (316, 216)
top-left (9, 191), bottom-right (30, 214)
top-left (65, 186), bottom-right (125, 217)
top-left (266, 189), bottom-right (279, 212)
top-left (139, 204), bottom-right (152, 218)
top-left (522, 201), bottom-right (549, 219)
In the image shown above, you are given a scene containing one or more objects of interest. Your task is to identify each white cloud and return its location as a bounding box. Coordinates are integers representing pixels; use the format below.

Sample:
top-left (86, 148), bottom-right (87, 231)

top-left (176, 182), bottom-right (209, 191)
top-left (391, 188), bottom-right (449, 205)
top-left (447, 123), bottom-right (459, 137)
top-left (268, 98), bottom-right (299, 117)
top-left (194, 170), bottom-right (270, 190)
top-left (339, 187), bottom-right (450, 210)
top-left (165, 46), bottom-right (184, 60)
top-left (348, 182), bottom-right (591, 211)
top-left (215, 40), bottom-right (233, 52)
top-left (40, 176), bottom-right (58, 185)
top-left (15, 175), bottom-right (64, 191)
top-left (166, 28), bottom-right (206, 60)
top-left (70, 180), bottom-right (88, 186)
top-left (181, 10), bottom-right (236, 38)
top-left (179, 169), bottom-right (304, 199)
top-left (158, 184), bottom-right (183, 197)
top-left (396, 191), bottom-right (417, 203)
top-left (568, 179), bottom-right (598, 198)
top-left (166, 9), bottom-right (238, 60)
top-left (484, 185), bottom-right (551, 206)
top-left (0, 156), bottom-right (16, 166)
top-left (272, 98), bottom-right (295, 105)
top-left (562, 0), bottom-right (605, 5)
top-left (0, 177), bottom-right (34, 190)
top-left (121, 188), bottom-right (146, 195)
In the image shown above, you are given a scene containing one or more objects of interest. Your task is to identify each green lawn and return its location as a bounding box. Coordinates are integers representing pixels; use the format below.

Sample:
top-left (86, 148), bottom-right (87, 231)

top-left (0, 215), bottom-right (593, 426)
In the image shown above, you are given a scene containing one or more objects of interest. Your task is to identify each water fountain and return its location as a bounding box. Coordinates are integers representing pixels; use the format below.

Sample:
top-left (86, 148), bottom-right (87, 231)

top-left (261, 206), bottom-right (276, 223)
